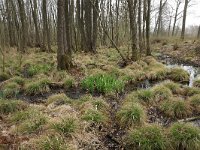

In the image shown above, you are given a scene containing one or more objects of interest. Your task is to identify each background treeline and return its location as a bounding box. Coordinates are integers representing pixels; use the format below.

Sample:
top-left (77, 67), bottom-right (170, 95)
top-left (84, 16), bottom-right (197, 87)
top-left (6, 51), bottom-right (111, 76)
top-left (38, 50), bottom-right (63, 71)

top-left (0, 0), bottom-right (199, 70)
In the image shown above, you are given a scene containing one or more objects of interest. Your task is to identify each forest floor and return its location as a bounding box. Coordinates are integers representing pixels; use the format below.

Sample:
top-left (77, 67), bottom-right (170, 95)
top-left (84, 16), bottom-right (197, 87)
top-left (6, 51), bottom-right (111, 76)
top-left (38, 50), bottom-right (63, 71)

top-left (0, 40), bottom-right (200, 150)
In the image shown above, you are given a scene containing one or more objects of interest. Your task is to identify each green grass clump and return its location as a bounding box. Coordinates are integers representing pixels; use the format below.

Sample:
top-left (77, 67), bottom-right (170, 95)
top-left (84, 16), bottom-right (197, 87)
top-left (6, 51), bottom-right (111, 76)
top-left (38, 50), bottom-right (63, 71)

top-left (189, 94), bottom-right (200, 113)
top-left (182, 86), bottom-right (200, 96)
top-left (0, 99), bottom-right (27, 115)
top-left (27, 64), bottom-right (52, 77)
top-left (161, 80), bottom-right (181, 94)
top-left (82, 109), bottom-right (106, 123)
top-left (160, 98), bottom-right (192, 119)
top-left (169, 123), bottom-right (200, 150)
top-left (152, 85), bottom-right (173, 102)
top-left (0, 72), bottom-right (10, 81)
top-left (52, 118), bottom-right (77, 136)
top-left (117, 103), bottom-right (145, 128)
top-left (1, 82), bottom-right (21, 98)
top-left (40, 135), bottom-right (68, 150)
top-left (15, 110), bottom-right (47, 134)
top-left (193, 79), bottom-right (200, 88)
top-left (25, 79), bottom-right (50, 95)
top-left (136, 89), bottom-right (153, 105)
top-left (63, 77), bottom-right (75, 89)
top-left (168, 68), bottom-right (189, 82)
top-left (46, 94), bottom-right (72, 106)
top-left (9, 76), bottom-right (25, 85)
top-left (81, 74), bottom-right (124, 94)
top-left (126, 125), bottom-right (167, 150)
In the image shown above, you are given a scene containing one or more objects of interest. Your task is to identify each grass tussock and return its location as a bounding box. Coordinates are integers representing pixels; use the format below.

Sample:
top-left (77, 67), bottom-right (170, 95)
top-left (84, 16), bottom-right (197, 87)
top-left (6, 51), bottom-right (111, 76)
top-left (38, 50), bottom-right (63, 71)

top-left (160, 98), bottom-right (192, 119)
top-left (82, 109), bottom-right (107, 124)
top-left (126, 125), bottom-right (168, 150)
top-left (169, 123), bottom-right (200, 150)
top-left (152, 85), bottom-right (173, 102)
top-left (189, 94), bottom-right (200, 113)
top-left (161, 80), bottom-right (181, 94)
top-left (1, 82), bottom-right (21, 98)
top-left (46, 94), bottom-right (72, 106)
top-left (25, 78), bottom-right (50, 95)
top-left (52, 117), bottom-right (78, 137)
top-left (193, 79), bottom-right (200, 88)
top-left (13, 108), bottom-right (47, 134)
top-left (136, 89), bottom-right (154, 106)
top-left (117, 103), bottom-right (146, 128)
top-left (168, 68), bottom-right (189, 82)
top-left (0, 99), bottom-right (27, 115)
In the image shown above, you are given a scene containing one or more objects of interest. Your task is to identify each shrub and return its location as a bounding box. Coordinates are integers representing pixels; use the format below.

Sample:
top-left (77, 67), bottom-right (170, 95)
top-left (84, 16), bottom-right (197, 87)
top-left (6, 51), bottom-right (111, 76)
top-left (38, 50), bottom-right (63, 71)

top-left (136, 89), bottom-right (153, 105)
top-left (168, 68), bottom-right (189, 82)
top-left (126, 125), bottom-right (167, 150)
top-left (46, 94), bottom-right (72, 106)
top-left (169, 123), bottom-right (200, 150)
top-left (117, 103), bottom-right (145, 128)
top-left (53, 118), bottom-right (77, 136)
top-left (0, 99), bottom-right (27, 115)
top-left (82, 109), bottom-right (106, 123)
top-left (160, 98), bottom-right (192, 119)
top-left (25, 79), bottom-right (50, 95)
top-left (152, 85), bottom-right (173, 102)
top-left (81, 74), bottom-right (124, 94)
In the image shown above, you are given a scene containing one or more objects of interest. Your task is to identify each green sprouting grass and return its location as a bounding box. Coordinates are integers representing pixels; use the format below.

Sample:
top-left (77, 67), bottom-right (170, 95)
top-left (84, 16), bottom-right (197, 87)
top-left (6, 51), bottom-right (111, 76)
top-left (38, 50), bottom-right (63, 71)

top-left (81, 74), bottom-right (125, 94)
top-left (126, 125), bottom-right (167, 150)
top-left (26, 64), bottom-right (53, 77)
top-left (169, 123), bottom-right (200, 150)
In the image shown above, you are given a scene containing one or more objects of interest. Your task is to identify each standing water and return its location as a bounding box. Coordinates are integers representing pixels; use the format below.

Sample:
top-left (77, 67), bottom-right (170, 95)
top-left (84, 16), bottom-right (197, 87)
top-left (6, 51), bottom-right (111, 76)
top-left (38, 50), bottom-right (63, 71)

top-left (157, 55), bottom-right (200, 87)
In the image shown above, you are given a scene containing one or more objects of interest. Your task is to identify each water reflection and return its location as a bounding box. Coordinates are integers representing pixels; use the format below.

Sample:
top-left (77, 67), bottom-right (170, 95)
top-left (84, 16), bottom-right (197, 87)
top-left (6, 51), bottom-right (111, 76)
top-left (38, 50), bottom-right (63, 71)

top-left (158, 55), bottom-right (200, 87)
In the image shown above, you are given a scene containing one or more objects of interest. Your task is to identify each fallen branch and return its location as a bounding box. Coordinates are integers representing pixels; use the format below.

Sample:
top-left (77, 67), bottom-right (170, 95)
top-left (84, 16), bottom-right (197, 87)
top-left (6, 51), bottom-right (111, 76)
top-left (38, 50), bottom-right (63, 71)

top-left (178, 116), bottom-right (200, 123)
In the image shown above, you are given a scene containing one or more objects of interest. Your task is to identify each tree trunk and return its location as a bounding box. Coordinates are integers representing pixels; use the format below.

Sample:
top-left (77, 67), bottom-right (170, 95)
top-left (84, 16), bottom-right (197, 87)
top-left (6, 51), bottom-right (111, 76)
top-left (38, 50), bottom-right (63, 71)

top-left (57, 0), bottom-right (72, 70)
top-left (30, 0), bottom-right (41, 47)
top-left (146, 0), bottom-right (151, 56)
top-left (17, 0), bottom-right (27, 52)
top-left (181, 0), bottom-right (189, 40)
top-left (127, 0), bottom-right (138, 61)
top-left (42, 0), bottom-right (52, 52)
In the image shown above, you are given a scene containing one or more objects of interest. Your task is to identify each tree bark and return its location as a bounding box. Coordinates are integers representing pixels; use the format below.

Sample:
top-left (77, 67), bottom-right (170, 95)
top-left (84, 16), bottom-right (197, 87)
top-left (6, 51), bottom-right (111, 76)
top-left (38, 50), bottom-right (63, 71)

top-left (57, 0), bottom-right (73, 70)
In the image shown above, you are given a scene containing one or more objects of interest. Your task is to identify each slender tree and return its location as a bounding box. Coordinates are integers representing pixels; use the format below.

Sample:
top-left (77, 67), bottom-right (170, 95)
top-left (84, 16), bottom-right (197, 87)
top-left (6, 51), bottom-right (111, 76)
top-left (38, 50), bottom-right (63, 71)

top-left (57, 0), bottom-right (73, 70)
